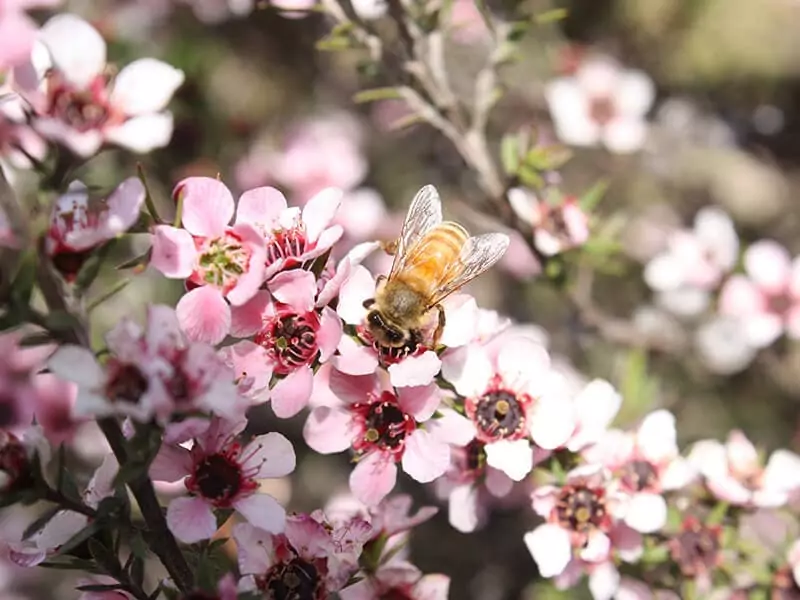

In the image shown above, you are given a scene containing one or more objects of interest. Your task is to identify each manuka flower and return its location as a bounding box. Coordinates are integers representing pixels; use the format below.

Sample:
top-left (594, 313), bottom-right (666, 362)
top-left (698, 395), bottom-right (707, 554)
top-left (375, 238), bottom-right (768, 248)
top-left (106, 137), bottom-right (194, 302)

top-left (508, 188), bottom-right (590, 257)
top-left (340, 562), bottom-right (450, 600)
top-left (226, 269), bottom-right (342, 418)
top-left (48, 304), bottom-right (248, 423)
top-left (233, 512), bottom-right (372, 598)
top-left (524, 465), bottom-right (642, 586)
top-left (719, 239), bottom-right (800, 348)
top-left (304, 369), bottom-right (469, 505)
top-left (688, 430), bottom-right (800, 508)
top-left (150, 417), bottom-right (295, 544)
top-left (583, 410), bottom-right (695, 533)
top-left (441, 332), bottom-right (575, 482)
top-left (10, 14), bottom-right (184, 156)
top-left (0, 425), bottom-right (48, 496)
top-left (150, 177), bottom-right (268, 344)
top-left (44, 177), bottom-right (145, 281)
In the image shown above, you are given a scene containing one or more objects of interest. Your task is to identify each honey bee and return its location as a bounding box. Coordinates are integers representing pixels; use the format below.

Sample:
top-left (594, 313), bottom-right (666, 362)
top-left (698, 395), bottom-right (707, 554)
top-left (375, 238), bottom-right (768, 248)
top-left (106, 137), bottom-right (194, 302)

top-left (363, 185), bottom-right (510, 349)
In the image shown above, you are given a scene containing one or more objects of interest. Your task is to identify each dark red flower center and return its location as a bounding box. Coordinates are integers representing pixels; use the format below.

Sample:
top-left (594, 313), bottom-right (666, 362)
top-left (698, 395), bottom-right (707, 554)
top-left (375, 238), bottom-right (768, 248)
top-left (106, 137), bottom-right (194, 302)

top-left (265, 227), bottom-right (310, 271)
top-left (772, 565), bottom-right (800, 600)
top-left (467, 388), bottom-right (527, 443)
top-left (0, 432), bottom-right (33, 492)
top-left (589, 97), bottom-right (616, 126)
top-left (256, 312), bottom-right (320, 375)
top-left (258, 557), bottom-right (323, 600)
top-left (555, 484), bottom-right (607, 534)
top-left (465, 439), bottom-right (487, 474)
top-left (47, 76), bottom-right (115, 132)
top-left (381, 589), bottom-right (415, 600)
top-left (669, 519), bottom-right (721, 577)
top-left (105, 360), bottom-right (149, 404)
top-left (619, 459), bottom-right (658, 493)
top-left (352, 391), bottom-right (415, 457)
top-left (51, 250), bottom-right (91, 281)
top-left (767, 291), bottom-right (794, 316)
top-left (189, 453), bottom-right (244, 505)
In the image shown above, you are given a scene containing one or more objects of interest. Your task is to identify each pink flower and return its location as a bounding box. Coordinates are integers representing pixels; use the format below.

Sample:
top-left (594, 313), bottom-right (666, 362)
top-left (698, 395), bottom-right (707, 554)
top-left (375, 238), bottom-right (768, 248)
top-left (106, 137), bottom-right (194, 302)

top-left (524, 465), bottom-right (642, 584)
top-left (334, 265), bottom-right (450, 388)
top-left (688, 430), bottom-right (800, 508)
top-left (0, 425), bottom-right (49, 496)
top-left (0, 0), bottom-right (60, 71)
top-left (48, 304), bottom-right (248, 423)
top-left (565, 379), bottom-right (622, 453)
top-left (180, 0), bottom-right (256, 23)
top-left (447, 0), bottom-right (490, 44)
top-left (0, 331), bottom-right (56, 432)
top-left (233, 512), bottom-right (371, 597)
top-left (150, 177), bottom-right (268, 344)
top-left (0, 100), bottom-right (47, 178)
top-left (508, 188), bottom-right (590, 257)
top-left (31, 373), bottom-right (80, 446)
top-left (340, 562), bottom-right (450, 600)
top-left (441, 333), bottom-right (575, 481)
top-left (44, 177), bottom-right (145, 281)
top-left (583, 410), bottom-right (695, 533)
top-left (228, 269), bottom-right (343, 418)
top-left (303, 369), bottom-right (465, 505)
top-left (645, 206), bottom-right (739, 317)
top-left (150, 417), bottom-right (295, 543)
top-left (11, 14), bottom-right (184, 156)
top-left (545, 54), bottom-right (655, 154)
top-left (718, 239), bottom-right (800, 348)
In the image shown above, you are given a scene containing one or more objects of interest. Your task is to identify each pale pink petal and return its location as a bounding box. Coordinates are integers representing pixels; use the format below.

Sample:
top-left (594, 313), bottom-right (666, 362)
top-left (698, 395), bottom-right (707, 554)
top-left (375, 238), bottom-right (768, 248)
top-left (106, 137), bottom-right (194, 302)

top-left (402, 429), bottom-right (450, 483)
top-left (523, 524), bottom-right (572, 577)
top-left (271, 366), bottom-right (314, 418)
top-left (615, 70), bottom-right (655, 117)
top-left (303, 406), bottom-right (354, 453)
top-left (229, 290), bottom-right (271, 338)
top-left (0, 13), bottom-right (37, 71)
top-left (175, 286), bottom-right (231, 345)
top-left (413, 574), bottom-right (451, 600)
top-left (545, 78), bottom-right (601, 147)
top-left (332, 336), bottom-right (379, 375)
top-left (269, 269), bottom-right (316, 312)
top-left (218, 340), bottom-right (272, 398)
top-left (244, 432), bottom-right (296, 478)
top-left (166, 496), bottom-right (217, 543)
top-left (719, 275), bottom-right (765, 316)
top-left (350, 452), bottom-right (397, 506)
top-left (388, 351), bottom-right (441, 388)
top-left (694, 206), bottom-right (739, 272)
top-left (529, 391), bottom-right (576, 450)
top-left (175, 177), bottom-right (234, 237)
top-left (48, 346), bottom-right (104, 387)
top-left (149, 444), bottom-right (192, 482)
top-left (111, 58), bottom-right (184, 115)
top-left (687, 440), bottom-right (728, 480)
top-left (440, 345), bottom-right (493, 398)
top-left (660, 457), bottom-right (697, 491)
top-left (637, 410), bottom-right (678, 463)
top-left (762, 450), bottom-right (800, 493)
top-left (581, 530), bottom-right (611, 562)
top-left (726, 430), bottom-right (760, 474)
top-left (588, 562), bottom-right (621, 600)
top-left (397, 383), bottom-right (441, 422)
top-left (485, 439), bottom-right (533, 481)
top-left (164, 417), bottom-right (212, 444)
top-left (40, 14), bottom-right (106, 88)
top-left (644, 252), bottom-right (684, 292)
top-left (226, 224), bottom-right (266, 306)
top-left (616, 578), bottom-right (656, 600)
top-left (235, 186), bottom-right (287, 227)
top-left (745, 240), bottom-right (792, 293)
top-left (232, 522), bottom-right (276, 575)
top-left (531, 485), bottom-right (558, 517)
top-left (448, 484), bottom-right (481, 533)
top-left (317, 307), bottom-right (343, 362)
top-left (328, 368), bottom-right (376, 405)
top-left (302, 187), bottom-right (343, 244)
top-left (707, 476), bottom-right (752, 505)
top-left (497, 336), bottom-right (550, 391)
top-left (485, 467), bottom-right (514, 497)
top-left (150, 225), bottom-right (196, 279)
top-left (611, 524), bottom-right (644, 563)
top-left (103, 113), bottom-right (175, 153)
top-left (567, 379), bottom-right (622, 452)
top-left (602, 118), bottom-right (648, 154)
top-left (624, 493), bottom-right (667, 533)
top-left (745, 313), bottom-right (784, 348)
top-left (336, 265), bottom-right (374, 324)
top-left (101, 177), bottom-right (146, 238)
top-left (233, 493), bottom-right (286, 534)
top-left (428, 408), bottom-right (476, 446)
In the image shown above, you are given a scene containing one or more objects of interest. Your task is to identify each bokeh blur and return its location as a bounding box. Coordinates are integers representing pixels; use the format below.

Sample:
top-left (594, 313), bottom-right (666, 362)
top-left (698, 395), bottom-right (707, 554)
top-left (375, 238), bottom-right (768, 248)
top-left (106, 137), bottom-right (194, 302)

top-left (5, 0), bottom-right (800, 598)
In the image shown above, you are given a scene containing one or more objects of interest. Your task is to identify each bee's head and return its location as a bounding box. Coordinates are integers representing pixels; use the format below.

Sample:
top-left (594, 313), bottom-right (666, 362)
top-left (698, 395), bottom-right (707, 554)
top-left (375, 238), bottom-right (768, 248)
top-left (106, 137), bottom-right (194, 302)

top-left (366, 309), bottom-right (408, 348)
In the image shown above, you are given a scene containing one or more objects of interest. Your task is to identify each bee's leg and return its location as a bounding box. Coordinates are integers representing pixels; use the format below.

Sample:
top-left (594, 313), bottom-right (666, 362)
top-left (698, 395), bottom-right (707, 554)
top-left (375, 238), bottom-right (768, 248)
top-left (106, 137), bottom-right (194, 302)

top-left (380, 239), bottom-right (399, 256)
top-left (432, 304), bottom-right (446, 348)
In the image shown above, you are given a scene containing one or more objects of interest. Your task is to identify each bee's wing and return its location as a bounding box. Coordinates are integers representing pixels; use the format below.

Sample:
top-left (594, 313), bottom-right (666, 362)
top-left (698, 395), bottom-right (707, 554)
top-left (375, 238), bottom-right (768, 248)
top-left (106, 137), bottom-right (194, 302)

top-left (388, 185), bottom-right (443, 280)
top-left (426, 232), bottom-right (510, 308)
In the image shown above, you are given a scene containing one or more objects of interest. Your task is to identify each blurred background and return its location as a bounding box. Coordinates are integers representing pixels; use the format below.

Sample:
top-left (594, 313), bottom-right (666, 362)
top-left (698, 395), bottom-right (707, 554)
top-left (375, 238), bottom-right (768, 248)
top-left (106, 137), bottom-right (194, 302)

top-left (6, 0), bottom-right (800, 598)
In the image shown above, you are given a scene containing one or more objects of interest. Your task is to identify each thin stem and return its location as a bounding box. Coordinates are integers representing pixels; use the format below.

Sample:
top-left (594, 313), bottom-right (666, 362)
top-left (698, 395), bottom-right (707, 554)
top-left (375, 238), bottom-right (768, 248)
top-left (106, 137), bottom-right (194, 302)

top-left (42, 488), bottom-right (98, 519)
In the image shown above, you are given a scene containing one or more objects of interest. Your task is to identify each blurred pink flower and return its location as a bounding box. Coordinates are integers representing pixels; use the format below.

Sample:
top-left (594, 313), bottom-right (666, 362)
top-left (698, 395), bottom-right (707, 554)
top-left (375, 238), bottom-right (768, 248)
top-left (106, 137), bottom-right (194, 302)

top-left (150, 417), bottom-right (295, 543)
top-left (668, 516), bottom-right (721, 590)
top-left (11, 14), bottom-right (184, 156)
top-left (565, 379), bottom-right (622, 453)
top-left (545, 55), bottom-right (655, 154)
top-left (0, 0), bottom-right (61, 71)
top-left (182, 0), bottom-right (256, 22)
top-left (0, 331), bottom-right (57, 432)
top-left (304, 369), bottom-right (469, 505)
top-left (524, 465), bottom-right (642, 589)
top-left (45, 177), bottom-right (145, 281)
top-left (508, 188), bottom-right (590, 257)
top-left (645, 206), bottom-right (739, 317)
top-left (0, 425), bottom-right (49, 496)
top-left (151, 177), bottom-right (268, 344)
top-left (268, 0), bottom-right (315, 19)
top-left (48, 304), bottom-right (248, 423)
top-left (688, 430), bottom-right (800, 508)
top-left (441, 333), bottom-right (575, 481)
top-left (584, 410), bottom-right (695, 534)
top-left (341, 562), bottom-right (450, 600)
top-left (447, 0), bottom-right (489, 44)
top-left (0, 97), bottom-right (47, 177)
top-left (719, 239), bottom-right (800, 348)
top-left (233, 512), bottom-right (371, 595)
top-left (227, 270), bottom-right (343, 418)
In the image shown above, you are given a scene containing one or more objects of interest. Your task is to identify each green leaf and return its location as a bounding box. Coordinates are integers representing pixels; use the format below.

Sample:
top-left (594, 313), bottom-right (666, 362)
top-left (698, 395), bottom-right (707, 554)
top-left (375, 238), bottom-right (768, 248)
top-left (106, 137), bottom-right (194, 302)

top-left (316, 33), bottom-right (352, 52)
top-left (535, 8), bottom-right (568, 24)
top-left (500, 134), bottom-right (521, 175)
top-left (45, 311), bottom-right (84, 336)
top-left (9, 249), bottom-right (38, 309)
top-left (116, 248), bottom-right (152, 271)
top-left (353, 87), bottom-right (402, 104)
top-left (137, 163), bottom-right (162, 224)
top-left (129, 554), bottom-right (145, 587)
top-left (88, 538), bottom-right (119, 574)
top-left (74, 242), bottom-right (114, 295)
top-left (706, 501), bottom-right (729, 526)
top-left (579, 179), bottom-right (610, 212)
top-left (39, 558), bottom-right (103, 572)
top-left (517, 164), bottom-right (544, 189)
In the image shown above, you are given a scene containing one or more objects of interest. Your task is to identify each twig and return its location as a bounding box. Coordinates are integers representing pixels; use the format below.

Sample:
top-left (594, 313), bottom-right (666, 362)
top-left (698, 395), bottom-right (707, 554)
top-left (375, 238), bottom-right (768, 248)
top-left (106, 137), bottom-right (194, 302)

top-left (42, 488), bottom-right (98, 519)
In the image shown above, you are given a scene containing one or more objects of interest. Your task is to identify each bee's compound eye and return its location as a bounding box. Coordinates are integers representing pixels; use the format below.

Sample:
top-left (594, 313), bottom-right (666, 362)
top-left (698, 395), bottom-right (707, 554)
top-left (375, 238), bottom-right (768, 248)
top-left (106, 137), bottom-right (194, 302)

top-left (367, 311), bottom-right (382, 327)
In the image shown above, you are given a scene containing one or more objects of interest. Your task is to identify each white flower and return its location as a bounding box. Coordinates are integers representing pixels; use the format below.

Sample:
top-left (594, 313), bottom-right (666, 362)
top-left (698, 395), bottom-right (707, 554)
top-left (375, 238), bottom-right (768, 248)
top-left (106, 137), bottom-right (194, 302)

top-left (545, 55), bottom-right (655, 154)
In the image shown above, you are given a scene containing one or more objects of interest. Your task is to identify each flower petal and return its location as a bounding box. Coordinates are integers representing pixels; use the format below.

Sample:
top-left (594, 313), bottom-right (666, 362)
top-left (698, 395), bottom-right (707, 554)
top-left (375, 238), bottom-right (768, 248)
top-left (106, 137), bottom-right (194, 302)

top-left (175, 177), bottom-right (234, 237)
top-left (637, 410), bottom-right (677, 463)
top-left (303, 406), bottom-right (354, 454)
top-left (402, 429), bottom-right (450, 483)
top-left (48, 345), bottom-right (103, 387)
top-left (302, 187), bottom-right (342, 244)
top-left (150, 225), bottom-right (196, 279)
top-left (440, 345), bottom-right (492, 398)
top-left (485, 439), bottom-right (533, 481)
top-left (166, 496), bottom-right (217, 544)
top-left (40, 14), bottom-right (105, 88)
top-left (234, 493), bottom-right (286, 535)
top-left (149, 444), bottom-right (192, 482)
top-left (523, 524), bottom-right (572, 577)
top-left (588, 561), bottom-right (621, 600)
top-left (624, 492), bottom-right (667, 534)
top-left (744, 239), bottom-right (792, 293)
top-left (175, 286), bottom-right (231, 345)
top-left (103, 113), bottom-right (175, 154)
top-left (317, 307), bottom-right (343, 362)
top-left (235, 186), bottom-right (287, 227)
top-left (528, 385), bottom-right (576, 450)
top-left (388, 351), bottom-right (441, 388)
top-left (336, 265), bottom-right (374, 325)
top-left (269, 269), bottom-right (317, 312)
top-left (244, 432), bottom-right (296, 478)
top-left (111, 58), bottom-right (184, 115)
top-left (332, 336), bottom-right (379, 375)
top-left (349, 452), bottom-right (397, 506)
top-left (567, 379), bottom-right (622, 452)
top-left (270, 366), bottom-right (314, 418)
